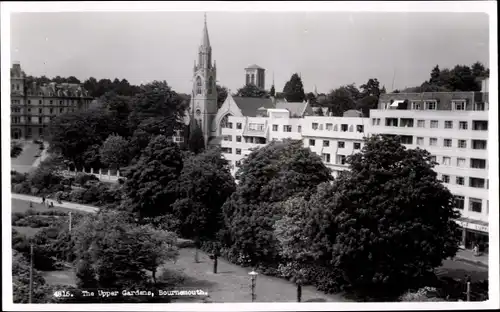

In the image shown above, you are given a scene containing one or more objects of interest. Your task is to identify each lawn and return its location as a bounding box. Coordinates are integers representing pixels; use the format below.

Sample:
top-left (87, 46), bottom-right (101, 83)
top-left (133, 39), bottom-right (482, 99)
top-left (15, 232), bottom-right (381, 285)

top-left (11, 199), bottom-right (84, 214)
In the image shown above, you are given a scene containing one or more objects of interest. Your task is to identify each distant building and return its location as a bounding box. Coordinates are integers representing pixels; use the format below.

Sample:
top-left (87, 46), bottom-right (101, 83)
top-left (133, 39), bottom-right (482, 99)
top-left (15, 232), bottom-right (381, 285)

top-left (245, 64), bottom-right (266, 90)
top-left (10, 62), bottom-right (93, 140)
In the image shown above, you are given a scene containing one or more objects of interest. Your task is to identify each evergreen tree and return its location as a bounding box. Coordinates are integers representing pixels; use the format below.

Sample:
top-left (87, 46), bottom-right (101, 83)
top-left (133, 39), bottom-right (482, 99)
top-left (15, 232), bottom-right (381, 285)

top-left (188, 124), bottom-right (205, 154)
top-left (283, 73), bottom-right (306, 102)
top-left (270, 84), bottom-right (276, 97)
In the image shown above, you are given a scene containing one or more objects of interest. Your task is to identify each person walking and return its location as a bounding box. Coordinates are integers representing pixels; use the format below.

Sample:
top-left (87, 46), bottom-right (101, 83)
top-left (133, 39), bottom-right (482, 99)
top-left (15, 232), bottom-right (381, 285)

top-left (41, 196), bottom-right (46, 204)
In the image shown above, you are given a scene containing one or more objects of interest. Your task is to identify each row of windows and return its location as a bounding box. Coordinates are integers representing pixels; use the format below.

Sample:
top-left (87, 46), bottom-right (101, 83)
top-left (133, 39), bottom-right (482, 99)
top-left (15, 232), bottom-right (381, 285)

top-left (441, 174), bottom-right (489, 189)
top-left (195, 76), bottom-right (214, 95)
top-left (312, 122), bottom-right (364, 133)
top-left (415, 137), bottom-right (487, 150)
top-left (272, 124), bottom-right (297, 133)
top-left (431, 155), bottom-right (487, 169)
top-left (453, 195), bottom-right (488, 214)
top-left (12, 116), bottom-right (58, 124)
top-left (309, 139), bottom-right (362, 150)
top-left (384, 99), bottom-right (486, 112)
top-left (12, 107), bottom-right (73, 114)
top-left (18, 99), bottom-right (85, 106)
top-left (321, 153), bottom-right (347, 165)
top-left (378, 118), bottom-right (488, 131)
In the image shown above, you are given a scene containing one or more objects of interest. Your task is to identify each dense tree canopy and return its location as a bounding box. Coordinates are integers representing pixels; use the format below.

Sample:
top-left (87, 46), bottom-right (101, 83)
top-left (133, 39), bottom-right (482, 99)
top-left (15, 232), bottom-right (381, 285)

top-left (99, 134), bottom-right (129, 170)
top-left (123, 135), bottom-right (184, 219)
top-left (216, 84), bottom-right (228, 108)
top-left (236, 84), bottom-right (269, 98)
top-left (173, 148), bottom-right (236, 240)
top-left (304, 135), bottom-right (461, 297)
top-left (283, 73), bottom-right (306, 102)
top-left (48, 108), bottom-right (113, 167)
top-left (188, 123), bottom-right (205, 155)
top-left (222, 139), bottom-right (332, 267)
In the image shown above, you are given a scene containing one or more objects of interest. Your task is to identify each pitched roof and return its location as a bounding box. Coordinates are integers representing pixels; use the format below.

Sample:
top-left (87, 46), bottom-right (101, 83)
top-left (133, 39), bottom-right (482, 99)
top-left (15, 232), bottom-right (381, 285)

top-left (343, 109), bottom-right (363, 117)
top-left (232, 97), bottom-right (275, 117)
top-left (245, 64), bottom-right (264, 70)
top-left (276, 100), bottom-right (308, 117)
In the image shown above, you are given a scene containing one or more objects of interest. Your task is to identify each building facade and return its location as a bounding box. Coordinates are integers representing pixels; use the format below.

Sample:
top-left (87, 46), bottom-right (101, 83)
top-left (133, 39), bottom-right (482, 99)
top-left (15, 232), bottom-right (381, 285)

top-left (245, 64), bottom-right (266, 89)
top-left (10, 62), bottom-right (93, 140)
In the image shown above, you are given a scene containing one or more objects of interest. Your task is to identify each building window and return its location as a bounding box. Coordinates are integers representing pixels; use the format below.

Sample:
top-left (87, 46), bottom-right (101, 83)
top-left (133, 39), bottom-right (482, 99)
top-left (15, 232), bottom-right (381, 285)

top-left (248, 123), bottom-right (263, 131)
top-left (472, 120), bottom-right (488, 131)
top-left (354, 143), bottom-right (361, 150)
top-left (50, 108), bottom-right (54, 114)
top-left (236, 160), bottom-right (241, 167)
top-left (372, 118), bottom-right (377, 126)
top-left (416, 137), bottom-right (424, 146)
top-left (323, 140), bottom-right (330, 147)
top-left (430, 120), bottom-right (439, 128)
top-left (429, 138), bottom-right (437, 146)
top-left (442, 157), bottom-right (451, 166)
top-left (443, 139), bottom-right (452, 147)
top-left (272, 124), bottom-right (278, 131)
top-left (458, 121), bottom-right (468, 130)
top-left (453, 101), bottom-right (466, 111)
top-left (60, 108), bottom-right (64, 113)
top-left (236, 148), bottom-right (241, 155)
top-left (283, 125), bottom-right (292, 132)
top-left (417, 120), bottom-right (425, 128)
top-left (28, 108), bottom-right (31, 113)
top-left (207, 77), bottom-right (213, 95)
top-left (322, 153), bottom-right (331, 163)
top-left (319, 124), bottom-right (324, 130)
top-left (59, 100), bottom-right (63, 105)
top-left (234, 123), bottom-right (241, 130)
top-left (454, 139), bottom-right (466, 148)
top-left (456, 158), bottom-right (466, 168)
top-left (400, 118), bottom-right (413, 128)
top-left (38, 100), bottom-right (42, 104)
top-left (400, 135), bottom-right (413, 145)
top-left (430, 155), bottom-right (437, 163)
top-left (454, 196), bottom-right (465, 210)
top-left (28, 100), bottom-right (31, 104)
top-left (326, 123), bottom-right (333, 131)
top-left (336, 155), bottom-right (346, 165)
top-left (38, 117), bottom-right (43, 123)
top-left (309, 139), bottom-right (315, 146)
top-left (341, 124), bottom-right (348, 132)
top-left (221, 147), bottom-right (232, 154)
top-left (472, 140), bottom-right (487, 150)
top-left (385, 118), bottom-right (398, 127)
top-left (469, 198), bottom-right (482, 213)
top-left (444, 121), bottom-right (453, 129)
top-left (356, 125), bottom-right (364, 132)
top-left (338, 141), bottom-right (345, 148)
top-left (470, 158), bottom-right (486, 169)
top-left (312, 123), bottom-right (318, 130)
top-left (39, 128), bottom-right (43, 135)
top-left (196, 77), bottom-right (202, 94)
top-left (38, 108), bottom-right (42, 114)
top-left (469, 177), bottom-right (486, 188)
top-left (456, 176), bottom-right (465, 185)
top-left (441, 174), bottom-right (450, 183)
top-left (228, 122), bottom-right (234, 129)
top-left (49, 100), bottom-right (53, 105)
top-left (223, 135), bottom-right (232, 142)
top-left (297, 126), bottom-right (301, 133)
top-left (236, 135), bottom-right (242, 142)
top-left (425, 101), bottom-right (437, 110)
top-left (411, 101), bottom-right (421, 110)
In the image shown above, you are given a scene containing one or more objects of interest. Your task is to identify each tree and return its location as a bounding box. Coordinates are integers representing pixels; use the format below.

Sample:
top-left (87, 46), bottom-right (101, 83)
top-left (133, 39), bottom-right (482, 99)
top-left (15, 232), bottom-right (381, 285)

top-left (73, 211), bottom-right (179, 289)
top-left (307, 135), bottom-right (461, 297)
top-left (173, 148), bottom-right (235, 240)
top-left (274, 197), bottom-right (317, 302)
top-left (429, 65), bottom-right (441, 85)
top-left (188, 123), bottom-right (205, 154)
top-left (283, 73), bottom-right (305, 102)
top-left (99, 134), bottom-right (129, 170)
top-left (48, 108), bottom-right (113, 167)
top-left (216, 85), bottom-right (228, 108)
top-left (324, 84), bottom-right (359, 116)
top-left (222, 139), bottom-right (332, 267)
top-left (123, 135), bottom-right (183, 219)
top-left (99, 91), bottom-right (133, 137)
top-left (236, 84), bottom-right (269, 98)
top-left (12, 250), bottom-right (52, 303)
top-left (11, 141), bottom-right (23, 158)
top-left (128, 81), bottom-right (185, 137)
top-left (270, 84), bottom-right (276, 97)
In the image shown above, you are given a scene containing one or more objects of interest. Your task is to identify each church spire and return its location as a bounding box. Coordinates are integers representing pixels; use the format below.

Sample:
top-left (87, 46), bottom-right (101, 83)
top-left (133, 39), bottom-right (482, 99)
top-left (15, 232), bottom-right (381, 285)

top-left (201, 12), bottom-right (210, 48)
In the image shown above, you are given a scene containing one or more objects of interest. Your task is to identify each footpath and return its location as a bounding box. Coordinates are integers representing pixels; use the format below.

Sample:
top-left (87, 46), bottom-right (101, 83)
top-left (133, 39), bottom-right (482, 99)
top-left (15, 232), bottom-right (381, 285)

top-left (453, 249), bottom-right (488, 268)
top-left (11, 193), bottom-right (99, 214)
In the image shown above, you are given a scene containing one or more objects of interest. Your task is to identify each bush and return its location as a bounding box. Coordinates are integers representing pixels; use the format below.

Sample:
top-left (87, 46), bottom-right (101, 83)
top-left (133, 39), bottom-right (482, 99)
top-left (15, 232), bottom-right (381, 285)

top-left (400, 287), bottom-right (443, 302)
top-left (12, 215), bottom-right (59, 228)
top-left (11, 171), bottom-right (27, 184)
top-left (157, 268), bottom-right (186, 286)
top-left (13, 182), bottom-right (32, 195)
top-left (74, 173), bottom-right (99, 186)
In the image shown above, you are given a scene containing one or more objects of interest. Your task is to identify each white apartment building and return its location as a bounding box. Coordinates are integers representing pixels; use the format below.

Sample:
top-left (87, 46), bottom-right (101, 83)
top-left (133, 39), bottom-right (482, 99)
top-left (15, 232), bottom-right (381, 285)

top-left (218, 79), bottom-right (490, 254)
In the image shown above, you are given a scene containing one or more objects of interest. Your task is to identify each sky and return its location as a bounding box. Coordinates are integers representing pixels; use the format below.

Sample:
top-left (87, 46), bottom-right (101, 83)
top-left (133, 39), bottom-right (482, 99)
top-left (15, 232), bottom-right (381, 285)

top-left (10, 11), bottom-right (489, 94)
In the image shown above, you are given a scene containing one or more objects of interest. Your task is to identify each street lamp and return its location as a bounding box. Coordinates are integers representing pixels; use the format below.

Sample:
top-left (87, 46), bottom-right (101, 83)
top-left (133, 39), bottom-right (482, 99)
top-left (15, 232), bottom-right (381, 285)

top-left (248, 270), bottom-right (258, 302)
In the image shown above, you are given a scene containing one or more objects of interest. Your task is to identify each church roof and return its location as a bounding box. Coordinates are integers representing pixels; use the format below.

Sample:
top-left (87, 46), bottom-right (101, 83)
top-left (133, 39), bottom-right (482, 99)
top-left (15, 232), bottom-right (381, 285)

top-left (276, 100), bottom-right (309, 118)
top-left (245, 64), bottom-right (264, 70)
top-left (232, 97), bottom-right (275, 117)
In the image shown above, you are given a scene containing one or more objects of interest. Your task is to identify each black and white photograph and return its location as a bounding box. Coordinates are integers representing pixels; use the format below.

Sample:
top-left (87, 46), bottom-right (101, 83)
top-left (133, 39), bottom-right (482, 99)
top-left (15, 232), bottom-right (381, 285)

top-left (2, 1), bottom-right (498, 310)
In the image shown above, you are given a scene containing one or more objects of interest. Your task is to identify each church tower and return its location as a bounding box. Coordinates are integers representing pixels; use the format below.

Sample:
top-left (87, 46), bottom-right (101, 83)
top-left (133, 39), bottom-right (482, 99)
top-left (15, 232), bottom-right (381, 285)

top-left (190, 13), bottom-right (217, 146)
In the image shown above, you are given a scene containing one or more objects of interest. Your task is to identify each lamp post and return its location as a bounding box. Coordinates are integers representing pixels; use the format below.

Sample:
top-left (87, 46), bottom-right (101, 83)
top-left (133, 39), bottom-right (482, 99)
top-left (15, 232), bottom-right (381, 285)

top-left (248, 270), bottom-right (258, 302)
